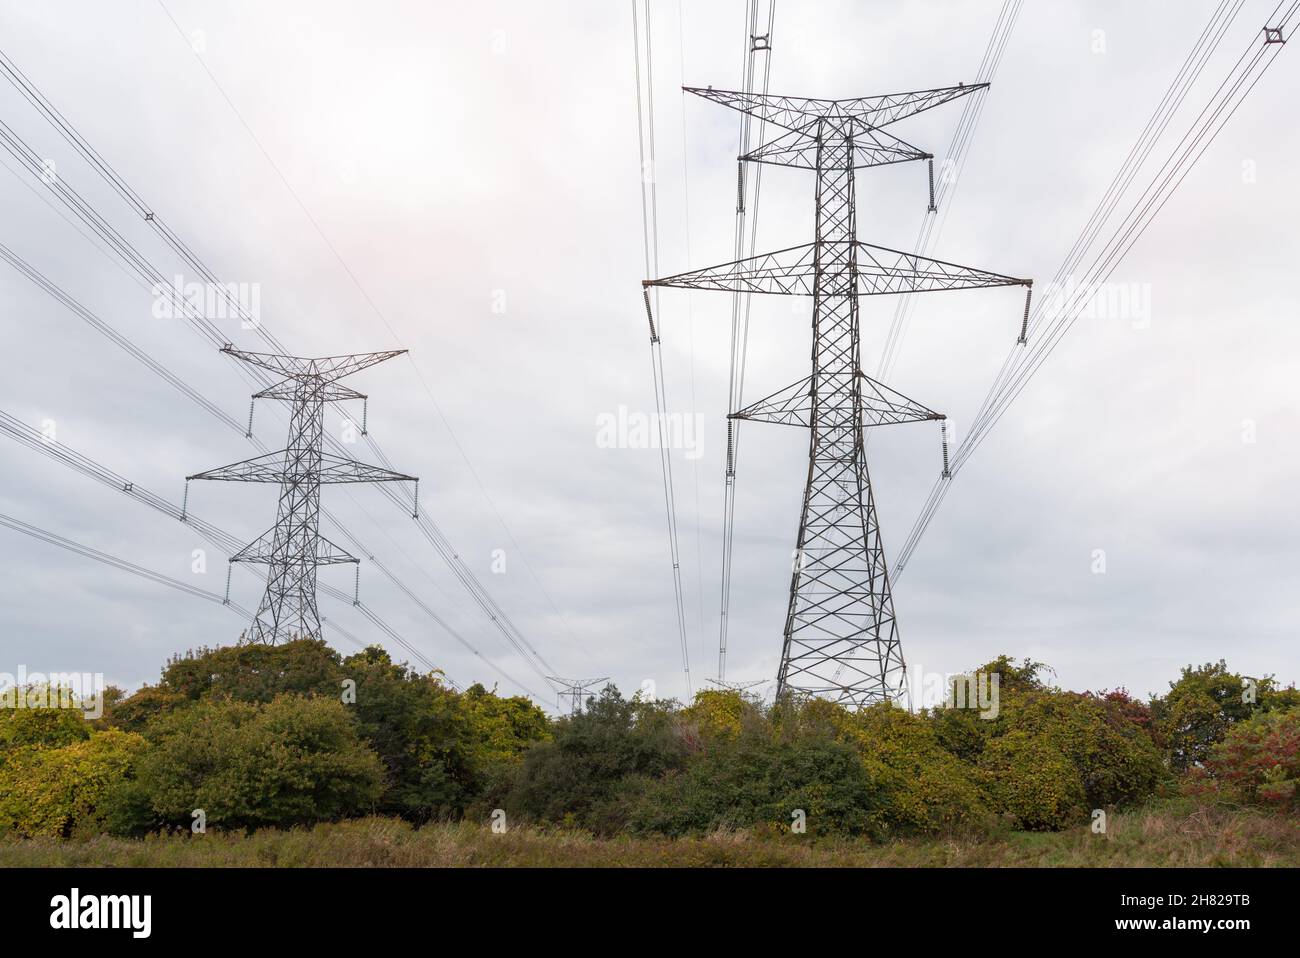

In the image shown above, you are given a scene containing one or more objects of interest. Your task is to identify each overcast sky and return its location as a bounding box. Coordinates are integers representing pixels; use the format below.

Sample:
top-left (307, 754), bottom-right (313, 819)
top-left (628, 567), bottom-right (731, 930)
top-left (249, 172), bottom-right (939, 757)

top-left (0, 0), bottom-right (1296, 710)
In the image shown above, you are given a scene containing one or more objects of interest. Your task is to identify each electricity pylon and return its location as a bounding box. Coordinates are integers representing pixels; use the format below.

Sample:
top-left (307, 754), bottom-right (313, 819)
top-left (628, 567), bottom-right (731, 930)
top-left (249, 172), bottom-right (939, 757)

top-left (646, 84), bottom-right (1032, 708)
top-left (547, 676), bottom-right (609, 716)
top-left (187, 346), bottom-right (417, 644)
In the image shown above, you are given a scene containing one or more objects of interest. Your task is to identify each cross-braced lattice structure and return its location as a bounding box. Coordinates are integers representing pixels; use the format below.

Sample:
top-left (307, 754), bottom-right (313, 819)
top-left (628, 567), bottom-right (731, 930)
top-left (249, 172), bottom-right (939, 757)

top-left (187, 346), bottom-right (417, 644)
top-left (646, 84), bottom-right (1031, 708)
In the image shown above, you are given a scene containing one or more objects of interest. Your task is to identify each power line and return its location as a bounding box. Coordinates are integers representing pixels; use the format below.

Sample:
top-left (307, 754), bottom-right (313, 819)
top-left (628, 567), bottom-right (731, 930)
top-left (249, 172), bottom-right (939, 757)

top-left (718, 0), bottom-right (777, 683)
top-left (633, 0), bottom-right (692, 696)
top-left (875, 0), bottom-right (1024, 385)
top-left (674, 0), bottom-right (708, 679)
top-left (0, 254), bottom-right (543, 695)
top-left (147, 1), bottom-right (588, 664)
top-left (0, 51), bottom-right (562, 690)
top-left (0, 408), bottom-right (557, 695)
top-left (0, 510), bottom-right (253, 617)
top-left (893, 0), bottom-right (1293, 574)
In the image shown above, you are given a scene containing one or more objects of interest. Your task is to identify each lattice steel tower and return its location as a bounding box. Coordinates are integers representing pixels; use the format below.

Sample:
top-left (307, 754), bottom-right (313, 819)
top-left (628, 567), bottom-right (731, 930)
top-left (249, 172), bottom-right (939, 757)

top-left (646, 84), bottom-right (1031, 707)
top-left (187, 346), bottom-right (417, 644)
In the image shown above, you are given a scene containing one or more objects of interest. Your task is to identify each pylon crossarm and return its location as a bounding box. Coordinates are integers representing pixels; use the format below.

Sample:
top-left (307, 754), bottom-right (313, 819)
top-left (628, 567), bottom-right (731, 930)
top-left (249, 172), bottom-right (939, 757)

top-left (646, 241), bottom-right (1026, 297)
top-left (188, 451), bottom-right (414, 484)
top-left (857, 372), bottom-right (945, 427)
top-left (855, 241), bottom-right (1029, 295)
top-left (253, 379), bottom-right (366, 402)
top-left (232, 529), bottom-right (357, 565)
top-left (730, 377), bottom-right (814, 426)
top-left (646, 243), bottom-right (817, 295)
top-left (732, 373), bottom-right (942, 428)
top-left (684, 87), bottom-right (842, 129)
top-left (220, 346), bottom-right (407, 382)
top-left (187, 451), bottom-right (287, 483)
top-left (745, 125), bottom-right (930, 170)
top-left (686, 82), bottom-right (987, 132)
top-left (315, 454), bottom-right (416, 484)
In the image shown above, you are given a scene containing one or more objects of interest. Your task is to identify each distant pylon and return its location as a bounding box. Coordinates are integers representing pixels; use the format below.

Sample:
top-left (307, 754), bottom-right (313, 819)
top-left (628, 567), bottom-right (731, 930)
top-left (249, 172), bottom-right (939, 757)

top-left (646, 84), bottom-right (1032, 708)
top-left (547, 676), bottom-right (608, 716)
top-left (187, 346), bottom-right (417, 644)
top-left (705, 677), bottom-right (767, 695)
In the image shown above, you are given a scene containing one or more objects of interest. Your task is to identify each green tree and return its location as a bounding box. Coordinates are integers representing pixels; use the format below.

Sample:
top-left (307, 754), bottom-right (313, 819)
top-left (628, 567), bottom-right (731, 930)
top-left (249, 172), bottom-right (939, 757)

top-left (1152, 661), bottom-right (1298, 770)
top-left (507, 686), bottom-right (685, 833)
top-left (632, 715), bottom-right (889, 838)
top-left (0, 688), bottom-right (90, 760)
top-left (132, 695), bottom-right (383, 830)
top-left (1187, 708), bottom-right (1300, 808)
top-left (806, 700), bottom-right (990, 834)
top-left (979, 729), bottom-right (1086, 830)
top-left (0, 729), bottom-right (146, 837)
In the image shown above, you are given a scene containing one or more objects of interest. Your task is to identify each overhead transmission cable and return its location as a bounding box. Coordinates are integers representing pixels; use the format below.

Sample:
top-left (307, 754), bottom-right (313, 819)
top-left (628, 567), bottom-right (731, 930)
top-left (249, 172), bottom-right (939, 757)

top-left (0, 240), bottom-right (544, 694)
top-left (676, 0), bottom-right (708, 672)
top-left (717, 0), bottom-right (776, 683)
top-left (633, 0), bottom-right (692, 696)
top-left (0, 409), bottom-right (547, 694)
top-left (0, 53), bottom-right (558, 691)
top-left (893, 0), bottom-right (1290, 574)
top-left (149, 2), bottom-right (589, 665)
top-left (0, 510), bottom-right (253, 617)
top-left (874, 0), bottom-right (1024, 386)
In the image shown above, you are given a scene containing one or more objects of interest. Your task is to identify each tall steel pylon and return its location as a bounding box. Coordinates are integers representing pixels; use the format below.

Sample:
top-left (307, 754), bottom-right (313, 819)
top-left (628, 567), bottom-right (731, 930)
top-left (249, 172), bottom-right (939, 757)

top-left (187, 346), bottom-right (418, 644)
top-left (646, 84), bottom-right (1032, 708)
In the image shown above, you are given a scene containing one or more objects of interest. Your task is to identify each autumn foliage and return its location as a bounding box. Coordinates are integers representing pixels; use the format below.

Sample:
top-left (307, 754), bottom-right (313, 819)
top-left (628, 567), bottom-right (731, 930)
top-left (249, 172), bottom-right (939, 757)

top-left (0, 645), bottom-right (1294, 840)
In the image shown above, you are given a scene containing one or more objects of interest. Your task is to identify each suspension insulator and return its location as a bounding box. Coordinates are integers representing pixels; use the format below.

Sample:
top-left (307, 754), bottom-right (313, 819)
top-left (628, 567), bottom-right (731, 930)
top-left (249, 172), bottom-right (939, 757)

top-left (927, 157), bottom-right (937, 213)
top-left (940, 420), bottom-right (951, 479)
top-left (361, 397), bottom-right (369, 436)
top-left (180, 480), bottom-right (190, 522)
top-left (223, 564), bottom-right (232, 605)
top-left (643, 287), bottom-right (659, 343)
top-left (736, 161), bottom-right (746, 214)
top-left (411, 481), bottom-right (420, 520)
top-left (245, 398), bottom-right (255, 438)
top-left (726, 420), bottom-right (736, 478)
top-left (353, 565), bottom-right (360, 606)
top-left (1018, 285), bottom-right (1033, 345)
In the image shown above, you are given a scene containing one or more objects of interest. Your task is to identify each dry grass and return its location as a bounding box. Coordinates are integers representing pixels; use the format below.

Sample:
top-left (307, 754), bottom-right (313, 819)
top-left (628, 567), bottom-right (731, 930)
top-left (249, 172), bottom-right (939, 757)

top-left (1, 800), bottom-right (1294, 867)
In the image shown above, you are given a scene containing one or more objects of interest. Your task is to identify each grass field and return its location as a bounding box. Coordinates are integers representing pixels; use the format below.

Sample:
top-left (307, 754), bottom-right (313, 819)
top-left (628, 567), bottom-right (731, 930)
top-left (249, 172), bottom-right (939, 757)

top-left (1, 800), bottom-right (1294, 867)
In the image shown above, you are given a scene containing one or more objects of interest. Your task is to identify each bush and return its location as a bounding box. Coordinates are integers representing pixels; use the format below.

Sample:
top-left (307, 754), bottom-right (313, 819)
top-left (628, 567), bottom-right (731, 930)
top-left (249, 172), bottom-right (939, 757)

top-left (0, 729), bottom-right (146, 837)
top-left (678, 689), bottom-right (756, 748)
top-left (106, 640), bottom-right (547, 822)
top-left (815, 702), bottom-right (991, 835)
top-left (1151, 661), bottom-right (1300, 771)
top-left (0, 688), bottom-right (91, 758)
top-left (1187, 708), bottom-right (1300, 808)
top-left (507, 687), bottom-right (685, 833)
top-left (130, 695), bottom-right (384, 831)
top-left (158, 638), bottom-right (346, 703)
top-left (630, 720), bottom-right (888, 838)
top-left (979, 730), bottom-right (1086, 830)
top-left (925, 659), bottom-right (1166, 828)
top-left (1000, 690), bottom-right (1165, 810)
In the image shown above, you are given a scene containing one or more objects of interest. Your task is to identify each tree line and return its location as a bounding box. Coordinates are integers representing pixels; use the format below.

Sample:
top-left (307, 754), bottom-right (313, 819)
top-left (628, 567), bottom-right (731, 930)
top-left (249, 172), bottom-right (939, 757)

top-left (0, 640), bottom-right (1295, 839)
